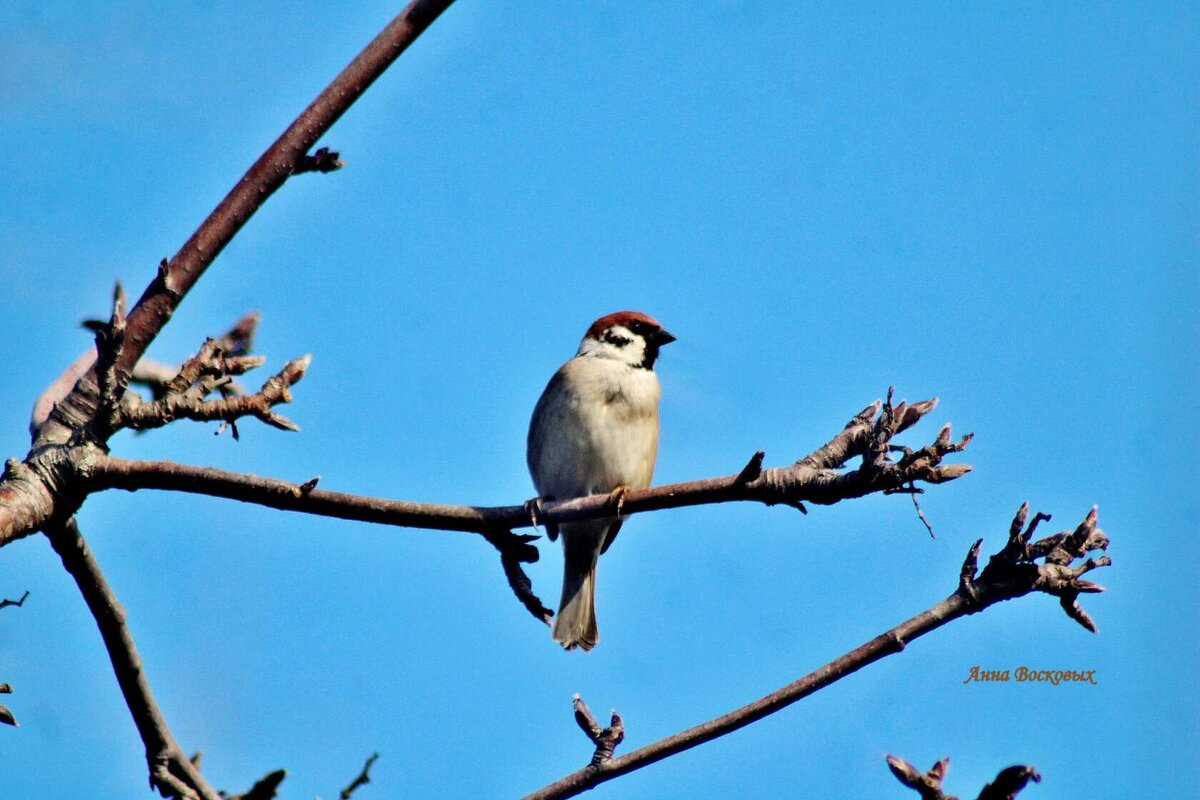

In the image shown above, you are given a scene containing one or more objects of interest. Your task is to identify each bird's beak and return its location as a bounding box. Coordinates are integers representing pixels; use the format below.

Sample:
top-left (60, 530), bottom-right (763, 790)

top-left (655, 329), bottom-right (677, 345)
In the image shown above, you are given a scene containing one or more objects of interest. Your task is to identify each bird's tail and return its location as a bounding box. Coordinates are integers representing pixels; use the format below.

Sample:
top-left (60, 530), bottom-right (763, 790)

top-left (553, 524), bottom-right (604, 651)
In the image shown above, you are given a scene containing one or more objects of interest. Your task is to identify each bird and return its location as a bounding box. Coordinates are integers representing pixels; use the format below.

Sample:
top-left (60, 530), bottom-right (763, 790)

top-left (527, 311), bottom-right (675, 651)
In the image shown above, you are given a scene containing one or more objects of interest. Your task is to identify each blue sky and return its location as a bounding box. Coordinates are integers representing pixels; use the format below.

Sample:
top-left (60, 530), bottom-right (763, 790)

top-left (1, 1), bottom-right (1196, 797)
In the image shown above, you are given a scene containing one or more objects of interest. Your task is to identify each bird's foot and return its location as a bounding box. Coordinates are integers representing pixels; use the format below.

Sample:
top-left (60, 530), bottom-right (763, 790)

top-left (608, 485), bottom-right (629, 519)
top-left (524, 497), bottom-right (546, 533)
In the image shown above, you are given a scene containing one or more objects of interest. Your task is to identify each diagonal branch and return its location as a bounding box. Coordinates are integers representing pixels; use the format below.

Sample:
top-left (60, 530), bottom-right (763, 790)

top-left (521, 504), bottom-right (1109, 800)
top-left (44, 519), bottom-right (221, 800)
top-left (1, 1), bottom-right (459, 551)
top-left (31, 0), bottom-right (458, 452)
top-left (339, 752), bottom-right (380, 800)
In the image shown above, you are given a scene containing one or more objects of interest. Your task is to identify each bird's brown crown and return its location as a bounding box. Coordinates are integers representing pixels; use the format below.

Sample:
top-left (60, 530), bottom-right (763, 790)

top-left (585, 311), bottom-right (666, 340)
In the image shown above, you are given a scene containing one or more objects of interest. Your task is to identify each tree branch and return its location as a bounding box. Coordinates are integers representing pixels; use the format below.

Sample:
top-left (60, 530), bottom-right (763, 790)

top-left (83, 396), bottom-right (970, 535)
top-left (44, 519), bottom-right (221, 800)
top-left (29, 0), bottom-right (458, 453)
top-left (339, 752), bottom-right (380, 800)
top-left (886, 754), bottom-right (1042, 800)
top-left (521, 504), bottom-right (1109, 800)
top-left (0, 590), bottom-right (29, 610)
top-left (1, 1), bottom-right (458, 550)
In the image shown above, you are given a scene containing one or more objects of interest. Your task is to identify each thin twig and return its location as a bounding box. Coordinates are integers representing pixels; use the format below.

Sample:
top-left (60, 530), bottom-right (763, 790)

top-left (227, 769), bottom-right (286, 800)
top-left (340, 753), bottom-right (380, 800)
top-left (0, 590), bottom-right (30, 610)
top-left (521, 504), bottom-right (1109, 800)
top-left (887, 754), bottom-right (1041, 800)
top-left (44, 519), bottom-right (220, 800)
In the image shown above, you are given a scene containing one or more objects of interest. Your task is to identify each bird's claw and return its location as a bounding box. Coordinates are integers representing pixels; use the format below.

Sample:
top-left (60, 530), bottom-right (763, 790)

top-left (608, 486), bottom-right (629, 519)
top-left (524, 497), bottom-right (545, 534)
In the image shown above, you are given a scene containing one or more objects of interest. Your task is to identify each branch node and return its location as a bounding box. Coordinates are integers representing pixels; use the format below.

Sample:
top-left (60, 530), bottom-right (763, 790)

top-left (735, 450), bottom-right (765, 483)
top-left (94, 282), bottom-right (129, 414)
top-left (974, 505), bottom-right (1111, 632)
top-left (573, 694), bottom-right (625, 766)
top-left (295, 146), bottom-right (345, 175)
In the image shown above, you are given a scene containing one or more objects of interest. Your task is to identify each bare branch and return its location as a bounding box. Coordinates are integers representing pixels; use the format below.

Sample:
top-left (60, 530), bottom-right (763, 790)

top-left (85, 396), bottom-right (970, 535)
top-left (93, 282), bottom-right (129, 416)
top-left (226, 769), bottom-right (286, 800)
top-left (572, 696), bottom-right (625, 766)
top-left (114, 348), bottom-right (310, 436)
top-left (339, 753), bottom-right (380, 800)
top-left (0, 590), bottom-right (29, 610)
top-left (886, 755), bottom-right (953, 800)
top-left (977, 765), bottom-right (1043, 800)
top-left (44, 519), bottom-right (220, 800)
top-left (480, 528), bottom-right (553, 624)
top-left (521, 505), bottom-right (1109, 800)
top-left (30, 0), bottom-right (458, 452)
top-left (295, 146), bottom-right (345, 175)
top-left (886, 754), bottom-right (1041, 800)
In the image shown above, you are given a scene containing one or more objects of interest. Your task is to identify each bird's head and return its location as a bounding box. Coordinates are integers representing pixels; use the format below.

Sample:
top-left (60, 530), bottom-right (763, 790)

top-left (577, 310), bottom-right (675, 370)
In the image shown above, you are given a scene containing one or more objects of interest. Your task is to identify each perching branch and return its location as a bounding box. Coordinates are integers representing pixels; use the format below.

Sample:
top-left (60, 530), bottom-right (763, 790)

top-left (886, 755), bottom-right (1042, 800)
top-left (44, 519), bottom-right (221, 800)
top-left (521, 504), bottom-right (1109, 800)
top-left (83, 395), bottom-right (969, 535)
top-left (78, 395), bottom-right (967, 621)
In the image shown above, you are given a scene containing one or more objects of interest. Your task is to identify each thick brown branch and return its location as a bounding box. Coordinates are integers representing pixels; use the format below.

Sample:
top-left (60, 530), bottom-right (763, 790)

top-left (84, 397), bottom-right (970, 535)
top-left (521, 505), bottom-right (1108, 800)
top-left (31, 0), bottom-right (457, 452)
top-left (44, 519), bottom-right (220, 800)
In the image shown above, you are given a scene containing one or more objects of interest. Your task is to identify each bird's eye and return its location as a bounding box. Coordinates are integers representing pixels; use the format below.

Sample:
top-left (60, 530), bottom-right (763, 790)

top-left (603, 330), bottom-right (633, 348)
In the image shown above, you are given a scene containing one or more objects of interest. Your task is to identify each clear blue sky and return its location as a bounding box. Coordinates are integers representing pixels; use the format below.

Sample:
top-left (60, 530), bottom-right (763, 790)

top-left (1, 2), bottom-right (1196, 797)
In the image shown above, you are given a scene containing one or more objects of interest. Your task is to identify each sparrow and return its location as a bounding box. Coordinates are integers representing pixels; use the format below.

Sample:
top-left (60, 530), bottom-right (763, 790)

top-left (527, 311), bottom-right (675, 651)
